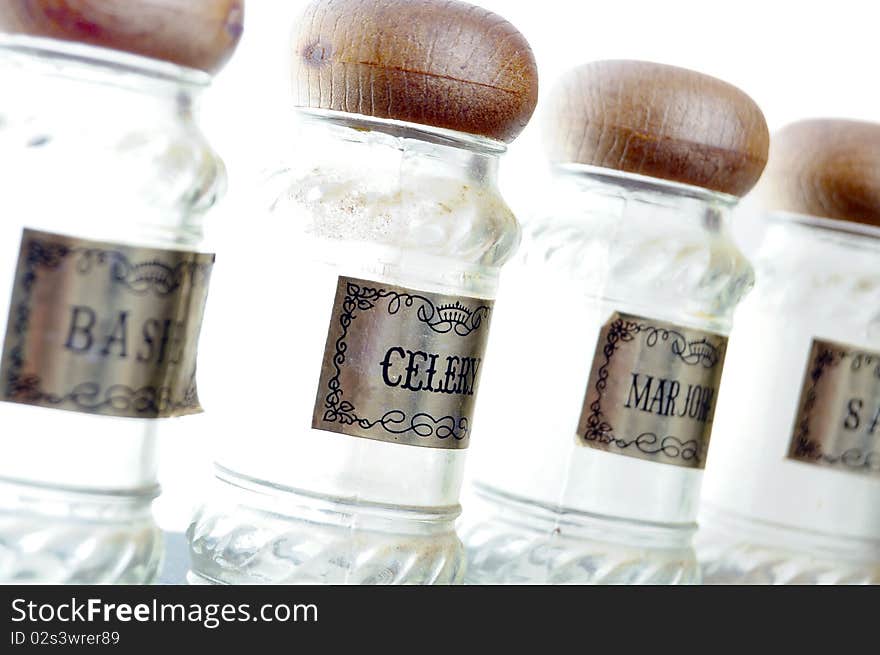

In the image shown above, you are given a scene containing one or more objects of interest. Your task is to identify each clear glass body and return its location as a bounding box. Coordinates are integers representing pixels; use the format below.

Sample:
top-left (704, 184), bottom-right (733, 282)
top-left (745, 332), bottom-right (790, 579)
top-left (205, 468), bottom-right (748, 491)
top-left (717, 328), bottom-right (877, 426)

top-left (0, 37), bottom-right (224, 583)
top-left (463, 166), bottom-right (754, 584)
top-left (699, 212), bottom-right (880, 584)
top-left (188, 111), bottom-right (519, 584)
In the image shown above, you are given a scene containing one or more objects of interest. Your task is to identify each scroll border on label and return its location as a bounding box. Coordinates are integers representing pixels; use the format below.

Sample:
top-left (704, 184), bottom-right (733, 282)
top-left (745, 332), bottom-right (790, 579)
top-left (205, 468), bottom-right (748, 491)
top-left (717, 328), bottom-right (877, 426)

top-left (311, 275), bottom-right (493, 450)
top-left (576, 311), bottom-right (728, 470)
top-left (0, 228), bottom-right (214, 419)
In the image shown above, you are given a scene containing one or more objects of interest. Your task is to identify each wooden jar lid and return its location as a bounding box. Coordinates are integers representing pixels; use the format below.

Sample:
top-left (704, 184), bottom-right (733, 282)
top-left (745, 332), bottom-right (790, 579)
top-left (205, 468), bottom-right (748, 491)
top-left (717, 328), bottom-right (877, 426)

top-left (292, 0), bottom-right (539, 143)
top-left (760, 119), bottom-right (880, 227)
top-left (0, 1), bottom-right (244, 74)
top-left (545, 60), bottom-right (769, 197)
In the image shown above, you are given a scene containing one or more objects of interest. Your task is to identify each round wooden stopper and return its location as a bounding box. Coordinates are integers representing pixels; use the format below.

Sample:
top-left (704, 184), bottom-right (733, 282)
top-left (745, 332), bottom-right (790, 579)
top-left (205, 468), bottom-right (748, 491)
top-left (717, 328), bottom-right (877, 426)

top-left (0, 1), bottom-right (244, 74)
top-left (292, 0), bottom-right (539, 143)
top-left (545, 60), bottom-right (769, 197)
top-left (760, 119), bottom-right (880, 227)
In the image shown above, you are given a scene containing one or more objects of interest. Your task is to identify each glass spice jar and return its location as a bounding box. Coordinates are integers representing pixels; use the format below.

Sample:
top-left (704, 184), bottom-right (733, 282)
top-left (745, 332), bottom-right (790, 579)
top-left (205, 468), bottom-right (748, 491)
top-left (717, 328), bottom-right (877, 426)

top-left (699, 119), bottom-right (880, 584)
top-left (187, 0), bottom-right (538, 585)
top-left (461, 60), bottom-right (769, 584)
top-left (0, 0), bottom-right (243, 583)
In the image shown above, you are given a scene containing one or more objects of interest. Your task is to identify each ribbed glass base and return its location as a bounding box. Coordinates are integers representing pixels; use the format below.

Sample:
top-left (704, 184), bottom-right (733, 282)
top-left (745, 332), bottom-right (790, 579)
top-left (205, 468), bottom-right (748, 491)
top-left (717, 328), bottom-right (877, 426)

top-left (461, 484), bottom-right (699, 584)
top-left (187, 469), bottom-right (464, 585)
top-left (0, 477), bottom-right (161, 584)
top-left (697, 505), bottom-right (880, 585)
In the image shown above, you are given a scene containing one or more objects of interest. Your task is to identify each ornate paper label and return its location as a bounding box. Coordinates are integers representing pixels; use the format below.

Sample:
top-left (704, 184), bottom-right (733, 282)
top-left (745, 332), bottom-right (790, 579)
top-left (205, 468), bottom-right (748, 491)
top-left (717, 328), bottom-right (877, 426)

top-left (789, 339), bottom-right (880, 476)
top-left (0, 229), bottom-right (214, 418)
top-left (577, 312), bottom-right (727, 469)
top-left (312, 276), bottom-right (493, 449)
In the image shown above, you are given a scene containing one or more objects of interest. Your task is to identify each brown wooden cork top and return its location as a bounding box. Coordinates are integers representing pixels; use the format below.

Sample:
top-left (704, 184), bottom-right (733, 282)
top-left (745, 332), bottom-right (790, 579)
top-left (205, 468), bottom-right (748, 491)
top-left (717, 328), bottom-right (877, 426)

top-left (0, 1), bottom-right (244, 74)
top-left (544, 60), bottom-right (769, 197)
top-left (760, 119), bottom-right (880, 227)
top-left (292, 0), bottom-right (539, 143)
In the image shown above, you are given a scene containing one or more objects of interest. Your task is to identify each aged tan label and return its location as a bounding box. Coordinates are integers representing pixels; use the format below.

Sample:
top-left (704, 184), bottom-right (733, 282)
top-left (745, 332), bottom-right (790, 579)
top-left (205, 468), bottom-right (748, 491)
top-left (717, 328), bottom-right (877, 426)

top-left (312, 276), bottom-right (493, 449)
top-left (577, 312), bottom-right (727, 469)
top-left (789, 339), bottom-right (880, 476)
top-left (1, 229), bottom-right (213, 418)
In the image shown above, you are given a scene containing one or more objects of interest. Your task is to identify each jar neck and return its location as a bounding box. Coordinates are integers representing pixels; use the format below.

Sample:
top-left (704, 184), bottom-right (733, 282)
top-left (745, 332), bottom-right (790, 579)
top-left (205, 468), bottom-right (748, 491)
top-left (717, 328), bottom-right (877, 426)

top-left (548, 164), bottom-right (738, 236)
top-left (0, 35), bottom-right (209, 127)
top-left (0, 36), bottom-right (222, 250)
top-left (750, 212), bottom-right (880, 331)
top-left (268, 109), bottom-right (517, 293)
top-left (292, 109), bottom-right (504, 189)
top-left (519, 165), bottom-right (750, 332)
top-left (762, 210), bottom-right (880, 256)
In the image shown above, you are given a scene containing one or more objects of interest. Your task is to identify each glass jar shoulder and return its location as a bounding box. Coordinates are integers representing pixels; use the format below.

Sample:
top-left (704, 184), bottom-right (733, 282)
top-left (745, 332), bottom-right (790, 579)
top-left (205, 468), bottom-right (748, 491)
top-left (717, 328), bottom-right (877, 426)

top-left (513, 170), bottom-right (754, 328)
top-left (0, 44), bottom-right (225, 242)
top-left (264, 115), bottom-right (520, 275)
top-left (0, 90), bottom-right (224, 219)
top-left (745, 214), bottom-right (880, 327)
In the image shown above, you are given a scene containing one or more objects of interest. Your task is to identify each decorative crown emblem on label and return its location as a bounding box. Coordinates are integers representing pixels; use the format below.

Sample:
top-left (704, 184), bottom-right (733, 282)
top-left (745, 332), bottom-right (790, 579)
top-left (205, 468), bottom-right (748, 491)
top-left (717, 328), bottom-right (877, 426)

top-left (677, 338), bottom-right (722, 367)
top-left (435, 301), bottom-right (476, 327)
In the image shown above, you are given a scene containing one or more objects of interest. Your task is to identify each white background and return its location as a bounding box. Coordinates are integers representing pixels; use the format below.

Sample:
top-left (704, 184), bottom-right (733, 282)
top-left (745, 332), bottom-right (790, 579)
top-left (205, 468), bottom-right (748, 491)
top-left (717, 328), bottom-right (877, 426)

top-left (154, 0), bottom-right (880, 530)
